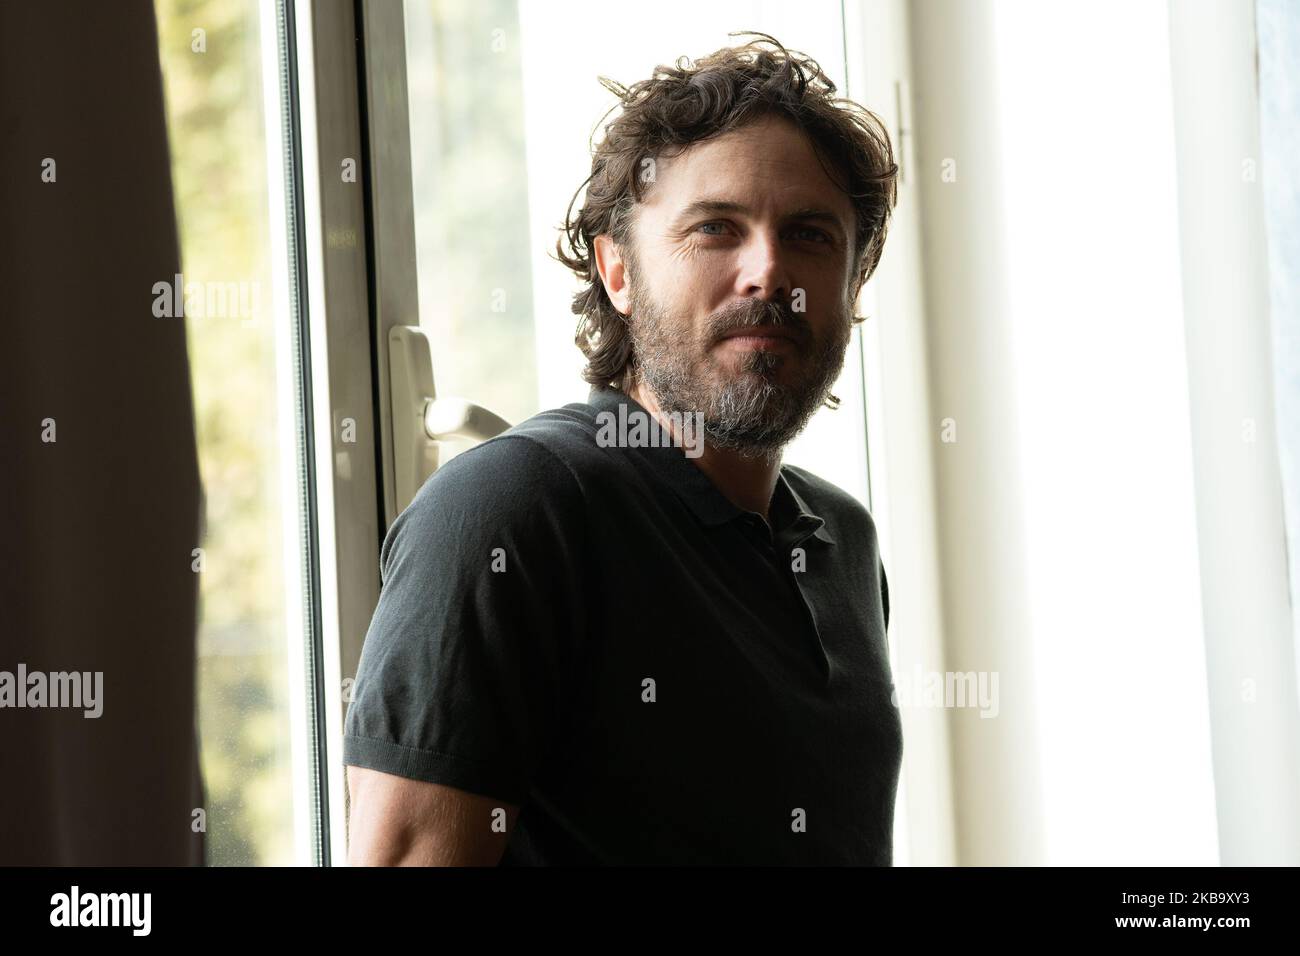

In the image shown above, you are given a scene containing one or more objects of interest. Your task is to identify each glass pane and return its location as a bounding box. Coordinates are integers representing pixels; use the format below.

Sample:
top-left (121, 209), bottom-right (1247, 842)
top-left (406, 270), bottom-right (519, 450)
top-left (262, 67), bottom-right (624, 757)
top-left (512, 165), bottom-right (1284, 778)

top-left (403, 0), bottom-right (538, 454)
top-left (154, 0), bottom-right (317, 865)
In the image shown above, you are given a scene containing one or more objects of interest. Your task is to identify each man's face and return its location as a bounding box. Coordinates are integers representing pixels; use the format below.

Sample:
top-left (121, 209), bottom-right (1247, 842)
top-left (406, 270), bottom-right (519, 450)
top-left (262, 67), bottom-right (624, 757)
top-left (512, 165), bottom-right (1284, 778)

top-left (617, 113), bottom-right (858, 457)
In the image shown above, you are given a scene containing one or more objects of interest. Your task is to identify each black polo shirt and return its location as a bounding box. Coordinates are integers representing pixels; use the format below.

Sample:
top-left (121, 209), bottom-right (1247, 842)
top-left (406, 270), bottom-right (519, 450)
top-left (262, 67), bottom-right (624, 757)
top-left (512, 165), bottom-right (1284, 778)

top-left (343, 385), bottom-right (902, 865)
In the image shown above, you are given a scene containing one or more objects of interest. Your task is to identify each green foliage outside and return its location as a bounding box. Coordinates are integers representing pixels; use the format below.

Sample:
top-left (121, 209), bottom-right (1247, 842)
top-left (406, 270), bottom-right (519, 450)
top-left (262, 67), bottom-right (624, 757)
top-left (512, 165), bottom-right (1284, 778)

top-left (155, 0), bottom-right (293, 866)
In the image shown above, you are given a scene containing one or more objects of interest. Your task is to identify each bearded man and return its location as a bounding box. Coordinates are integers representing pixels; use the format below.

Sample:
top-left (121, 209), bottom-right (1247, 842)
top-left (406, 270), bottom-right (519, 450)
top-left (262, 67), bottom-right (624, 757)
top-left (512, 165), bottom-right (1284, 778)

top-left (344, 34), bottom-right (902, 866)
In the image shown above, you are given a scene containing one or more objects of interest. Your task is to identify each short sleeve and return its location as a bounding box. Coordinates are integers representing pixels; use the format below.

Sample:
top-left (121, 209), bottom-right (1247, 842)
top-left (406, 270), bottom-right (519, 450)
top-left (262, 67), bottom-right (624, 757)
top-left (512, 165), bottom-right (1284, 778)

top-left (342, 435), bottom-right (588, 807)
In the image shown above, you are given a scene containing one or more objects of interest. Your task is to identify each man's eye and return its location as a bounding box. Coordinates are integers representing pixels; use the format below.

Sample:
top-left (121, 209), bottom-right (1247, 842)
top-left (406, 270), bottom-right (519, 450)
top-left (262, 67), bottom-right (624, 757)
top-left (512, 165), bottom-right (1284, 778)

top-left (697, 222), bottom-right (728, 236)
top-left (791, 226), bottom-right (831, 243)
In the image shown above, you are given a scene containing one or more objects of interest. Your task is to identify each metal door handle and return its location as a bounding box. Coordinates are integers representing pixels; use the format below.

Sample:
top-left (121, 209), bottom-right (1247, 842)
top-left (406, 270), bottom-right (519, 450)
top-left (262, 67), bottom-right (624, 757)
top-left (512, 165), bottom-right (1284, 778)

top-left (388, 325), bottom-right (512, 515)
top-left (423, 395), bottom-right (511, 443)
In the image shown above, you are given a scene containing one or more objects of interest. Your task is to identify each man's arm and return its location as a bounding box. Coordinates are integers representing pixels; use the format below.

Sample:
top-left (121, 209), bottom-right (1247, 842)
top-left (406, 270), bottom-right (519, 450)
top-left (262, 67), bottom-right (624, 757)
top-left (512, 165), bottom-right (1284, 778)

top-left (343, 436), bottom-right (586, 866)
top-left (346, 766), bottom-right (521, 866)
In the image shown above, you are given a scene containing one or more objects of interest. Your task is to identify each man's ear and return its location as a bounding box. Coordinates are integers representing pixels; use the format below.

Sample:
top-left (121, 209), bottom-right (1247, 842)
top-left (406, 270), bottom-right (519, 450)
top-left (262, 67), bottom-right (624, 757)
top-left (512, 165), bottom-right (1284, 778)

top-left (593, 234), bottom-right (632, 316)
top-left (848, 272), bottom-right (867, 319)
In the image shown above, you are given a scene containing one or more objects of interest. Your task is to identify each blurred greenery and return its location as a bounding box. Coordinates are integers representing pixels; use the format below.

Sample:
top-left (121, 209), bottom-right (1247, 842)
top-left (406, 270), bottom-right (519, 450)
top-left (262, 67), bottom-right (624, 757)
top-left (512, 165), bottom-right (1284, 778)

top-left (155, 0), bottom-right (293, 866)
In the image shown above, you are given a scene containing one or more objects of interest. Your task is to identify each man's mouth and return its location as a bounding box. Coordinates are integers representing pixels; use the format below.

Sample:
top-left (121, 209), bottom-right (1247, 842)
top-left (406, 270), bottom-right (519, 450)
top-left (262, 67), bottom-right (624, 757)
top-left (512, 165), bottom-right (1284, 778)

top-left (715, 325), bottom-right (802, 353)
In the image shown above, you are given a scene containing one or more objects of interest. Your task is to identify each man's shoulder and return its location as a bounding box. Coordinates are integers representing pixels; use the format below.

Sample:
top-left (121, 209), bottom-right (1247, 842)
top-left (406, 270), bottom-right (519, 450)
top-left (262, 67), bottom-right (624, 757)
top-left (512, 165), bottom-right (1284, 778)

top-left (444, 399), bottom-right (610, 477)
top-left (408, 399), bottom-right (611, 509)
top-left (500, 400), bottom-right (610, 457)
top-left (385, 404), bottom-right (605, 572)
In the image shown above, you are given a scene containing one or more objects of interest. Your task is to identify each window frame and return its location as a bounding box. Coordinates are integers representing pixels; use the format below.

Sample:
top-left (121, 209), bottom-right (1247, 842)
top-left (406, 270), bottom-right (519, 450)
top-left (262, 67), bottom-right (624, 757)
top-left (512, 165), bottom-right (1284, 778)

top-left (292, 0), bottom-right (389, 865)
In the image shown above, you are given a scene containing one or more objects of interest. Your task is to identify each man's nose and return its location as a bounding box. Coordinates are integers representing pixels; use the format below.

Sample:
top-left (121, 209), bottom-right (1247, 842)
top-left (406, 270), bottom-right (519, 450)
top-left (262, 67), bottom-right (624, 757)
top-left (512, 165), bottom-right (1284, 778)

top-left (734, 230), bottom-right (792, 302)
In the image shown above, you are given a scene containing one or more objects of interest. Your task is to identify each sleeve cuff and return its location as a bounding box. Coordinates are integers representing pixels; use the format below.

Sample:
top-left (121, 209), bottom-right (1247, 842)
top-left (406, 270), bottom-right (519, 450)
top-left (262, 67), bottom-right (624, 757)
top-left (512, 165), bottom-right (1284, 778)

top-left (342, 734), bottom-right (528, 807)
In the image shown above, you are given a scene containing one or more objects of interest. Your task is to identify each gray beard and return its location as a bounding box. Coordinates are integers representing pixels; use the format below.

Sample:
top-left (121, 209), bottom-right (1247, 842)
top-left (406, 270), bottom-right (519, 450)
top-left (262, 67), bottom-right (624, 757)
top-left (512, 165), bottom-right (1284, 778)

top-left (626, 285), bottom-right (851, 459)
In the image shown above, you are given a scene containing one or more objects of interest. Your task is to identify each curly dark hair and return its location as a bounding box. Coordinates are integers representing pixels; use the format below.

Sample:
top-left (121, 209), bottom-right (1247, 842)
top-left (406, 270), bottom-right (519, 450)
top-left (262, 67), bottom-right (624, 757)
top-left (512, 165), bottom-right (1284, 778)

top-left (555, 31), bottom-right (899, 391)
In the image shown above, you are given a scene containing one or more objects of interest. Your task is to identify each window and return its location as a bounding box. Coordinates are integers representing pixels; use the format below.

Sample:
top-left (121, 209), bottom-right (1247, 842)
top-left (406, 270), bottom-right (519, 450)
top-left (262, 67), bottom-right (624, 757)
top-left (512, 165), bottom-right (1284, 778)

top-left (155, 0), bottom-right (325, 865)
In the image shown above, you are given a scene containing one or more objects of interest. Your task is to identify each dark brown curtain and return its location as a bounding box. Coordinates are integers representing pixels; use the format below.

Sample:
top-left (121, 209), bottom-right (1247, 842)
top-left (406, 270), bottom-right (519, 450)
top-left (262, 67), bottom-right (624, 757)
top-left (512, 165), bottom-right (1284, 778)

top-left (0, 0), bottom-right (205, 865)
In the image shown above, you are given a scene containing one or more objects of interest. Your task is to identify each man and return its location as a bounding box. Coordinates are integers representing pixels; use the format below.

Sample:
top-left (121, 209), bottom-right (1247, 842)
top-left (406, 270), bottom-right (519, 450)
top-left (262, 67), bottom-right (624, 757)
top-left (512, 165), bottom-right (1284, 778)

top-left (344, 34), bottom-right (902, 865)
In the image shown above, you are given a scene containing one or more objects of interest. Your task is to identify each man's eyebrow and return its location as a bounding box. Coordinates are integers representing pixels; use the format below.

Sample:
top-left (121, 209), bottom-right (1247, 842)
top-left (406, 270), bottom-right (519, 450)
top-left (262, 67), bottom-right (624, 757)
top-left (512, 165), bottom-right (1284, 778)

top-left (671, 198), bottom-right (848, 238)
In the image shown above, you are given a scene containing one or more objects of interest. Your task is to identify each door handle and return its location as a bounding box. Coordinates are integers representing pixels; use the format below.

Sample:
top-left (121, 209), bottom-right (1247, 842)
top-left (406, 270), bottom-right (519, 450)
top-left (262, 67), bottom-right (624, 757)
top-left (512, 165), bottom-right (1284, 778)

top-left (423, 395), bottom-right (512, 444)
top-left (388, 325), bottom-right (513, 515)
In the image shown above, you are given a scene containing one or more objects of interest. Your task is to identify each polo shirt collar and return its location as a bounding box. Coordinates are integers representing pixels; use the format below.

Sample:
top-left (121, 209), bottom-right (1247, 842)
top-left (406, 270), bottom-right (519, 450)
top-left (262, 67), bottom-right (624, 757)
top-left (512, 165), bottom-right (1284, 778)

top-left (587, 387), bottom-right (835, 545)
top-left (777, 470), bottom-right (837, 545)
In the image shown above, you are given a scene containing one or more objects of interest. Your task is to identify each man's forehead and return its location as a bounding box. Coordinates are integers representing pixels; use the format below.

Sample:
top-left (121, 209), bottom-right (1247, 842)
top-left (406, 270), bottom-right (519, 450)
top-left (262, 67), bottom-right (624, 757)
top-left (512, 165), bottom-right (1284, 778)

top-left (641, 124), bottom-right (853, 225)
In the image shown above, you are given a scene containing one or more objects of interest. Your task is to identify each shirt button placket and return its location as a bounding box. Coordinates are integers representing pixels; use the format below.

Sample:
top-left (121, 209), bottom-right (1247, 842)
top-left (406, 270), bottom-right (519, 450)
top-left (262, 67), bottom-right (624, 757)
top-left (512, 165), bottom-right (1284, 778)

top-left (777, 528), bottom-right (831, 676)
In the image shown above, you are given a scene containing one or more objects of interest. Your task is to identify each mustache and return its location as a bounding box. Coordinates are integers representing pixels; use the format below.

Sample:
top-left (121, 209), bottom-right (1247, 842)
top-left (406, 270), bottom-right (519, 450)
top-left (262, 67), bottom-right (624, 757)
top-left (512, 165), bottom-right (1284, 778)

top-left (706, 299), bottom-right (811, 345)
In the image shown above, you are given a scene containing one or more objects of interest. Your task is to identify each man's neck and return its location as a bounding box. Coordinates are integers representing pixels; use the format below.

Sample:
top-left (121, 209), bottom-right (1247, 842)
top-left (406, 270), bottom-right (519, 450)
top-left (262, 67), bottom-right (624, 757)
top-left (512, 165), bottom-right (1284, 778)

top-left (626, 379), bottom-right (781, 520)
